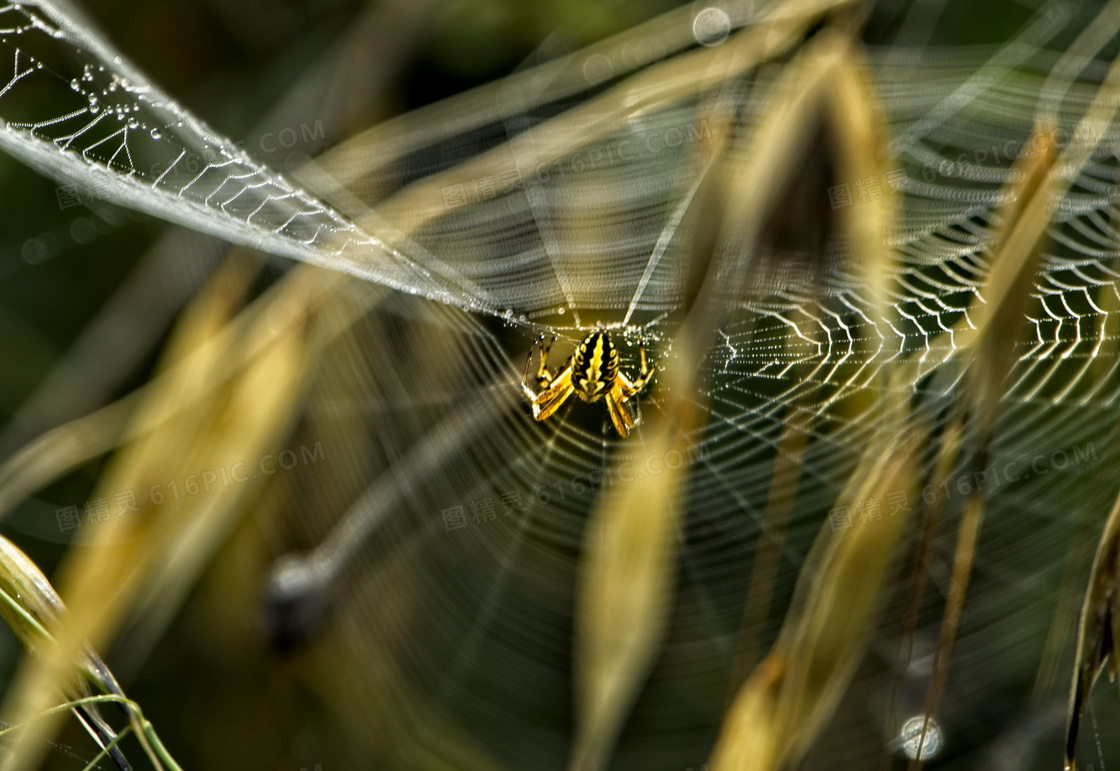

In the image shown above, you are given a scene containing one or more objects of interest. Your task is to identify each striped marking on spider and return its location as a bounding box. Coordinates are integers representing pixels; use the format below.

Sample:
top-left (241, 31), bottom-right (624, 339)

top-left (521, 326), bottom-right (655, 437)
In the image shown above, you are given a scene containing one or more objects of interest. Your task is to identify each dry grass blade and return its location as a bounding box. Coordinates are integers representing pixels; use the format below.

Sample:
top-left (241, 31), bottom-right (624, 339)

top-left (0, 394), bottom-right (139, 522)
top-left (967, 130), bottom-right (1059, 431)
top-left (0, 257), bottom-right (322, 771)
top-left (824, 25), bottom-right (896, 345)
top-left (904, 2), bottom-right (1120, 389)
top-left (571, 20), bottom-right (884, 770)
top-left (1092, 256), bottom-right (1120, 391)
top-left (571, 419), bottom-right (688, 771)
top-left (732, 400), bottom-right (811, 691)
top-left (322, 0), bottom-right (764, 192)
top-left (354, 0), bottom-right (858, 241)
top-left (706, 26), bottom-right (916, 767)
top-left (883, 30), bottom-right (1120, 764)
top-left (711, 431), bottom-right (921, 770)
top-left (904, 126), bottom-right (1058, 771)
top-left (733, 23), bottom-right (899, 691)
top-left (908, 491), bottom-right (981, 770)
top-left (899, 28), bottom-right (1120, 759)
top-left (0, 267), bottom-right (333, 527)
top-left (0, 534), bottom-right (135, 770)
top-left (0, 536), bottom-right (121, 699)
top-left (1066, 485), bottom-right (1120, 770)
top-left (882, 416), bottom-right (960, 769)
top-left (569, 132), bottom-right (721, 769)
top-left (901, 122), bottom-right (1061, 769)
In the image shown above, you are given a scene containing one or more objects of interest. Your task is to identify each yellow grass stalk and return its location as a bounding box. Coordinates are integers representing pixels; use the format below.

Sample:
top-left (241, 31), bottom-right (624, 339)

top-left (882, 415), bottom-right (960, 760)
top-left (1066, 484), bottom-right (1120, 770)
top-left (732, 24), bottom-right (899, 690)
top-left (911, 72), bottom-right (1120, 757)
top-left (1059, 39), bottom-right (1120, 750)
top-left (571, 418), bottom-right (694, 771)
top-left (881, 27), bottom-right (1120, 762)
top-left (0, 261), bottom-right (383, 531)
top-left (322, 0), bottom-right (763, 195)
top-left (0, 258), bottom-right (322, 771)
top-left (824, 25), bottom-right (897, 348)
top-left (348, 0), bottom-right (861, 242)
top-left (572, 21), bottom-right (882, 770)
top-left (711, 431), bottom-right (921, 770)
top-left (906, 23), bottom-right (1120, 747)
top-left (732, 399), bottom-right (811, 691)
top-left (903, 125), bottom-right (1057, 768)
top-left (969, 133), bottom-right (1059, 426)
top-left (0, 535), bottom-right (135, 767)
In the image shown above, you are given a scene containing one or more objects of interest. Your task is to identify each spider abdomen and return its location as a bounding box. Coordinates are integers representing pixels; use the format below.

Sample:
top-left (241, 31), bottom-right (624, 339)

top-left (572, 329), bottom-right (618, 401)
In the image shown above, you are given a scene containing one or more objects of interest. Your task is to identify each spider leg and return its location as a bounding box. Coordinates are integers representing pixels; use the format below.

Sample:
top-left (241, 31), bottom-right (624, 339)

top-left (523, 335), bottom-right (559, 400)
top-left (605, 381), bottom-right (636, 437)
top-left (619, 344), bottom-right (657, 398)
top-left (636, 343), bottom-right (657, 386)
top-left (522, 343), bottom-right (539, 400)
top-left (536, 335), bottom-right (557, 390)
top-left (617, 371), bottom-right (650, 403)
top-left (533, 366), bottom-right (574, 422)
top-left (617, 371), bottom-right (639, 399)
top-left (617, 380), bottom-right (640, 430)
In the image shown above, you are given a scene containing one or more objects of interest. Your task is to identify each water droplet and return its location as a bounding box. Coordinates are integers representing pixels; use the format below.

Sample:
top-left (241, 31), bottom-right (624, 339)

top-left (896, 716), bottom-right (943, 761)
top-left (127, 118), bottom-right (139, 129)
top-left (583, 54), bottom-right (613, 85)
top-left (70, 78), bottom-right (80, 91)
top-left (150, 128), bottom-right (161, 140)
top-left (21, 238), bottom-right (48, 265)
top-left (518, 314), bottom-right (527, 323)
top-left (557, 307), bottom-right (565, 315)
top-left (69, 217), bottom-right (97, 245)
top-left (693, 7), bottom-right (731, 47)
top-left (503, 309), bottom-right (514, 319)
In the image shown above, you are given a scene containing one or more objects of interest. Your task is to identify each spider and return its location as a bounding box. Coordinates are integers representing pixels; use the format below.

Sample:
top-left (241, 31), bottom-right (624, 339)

top-left (521, 326), bottom-right (655, 437)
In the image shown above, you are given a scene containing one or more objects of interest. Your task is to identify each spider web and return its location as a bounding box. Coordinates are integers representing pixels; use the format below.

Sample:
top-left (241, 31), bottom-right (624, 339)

top-left (4, 0), bottom-right (1120, 769)
top-left (0, 0), bottom-right (483, 307)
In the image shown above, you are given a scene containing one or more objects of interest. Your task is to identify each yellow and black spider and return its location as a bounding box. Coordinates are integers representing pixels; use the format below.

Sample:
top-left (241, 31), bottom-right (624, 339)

top-left (521, 326), bottom-right (655, 437)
